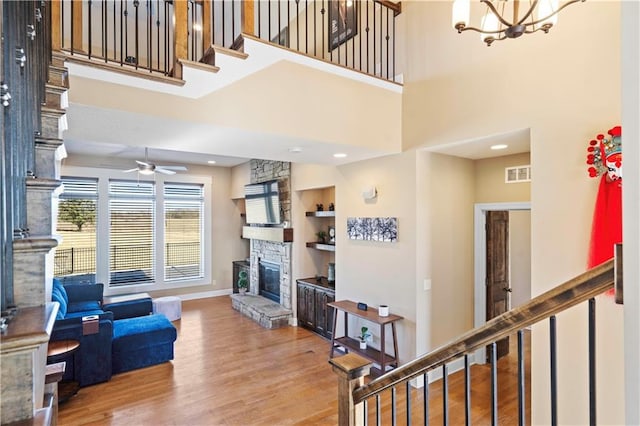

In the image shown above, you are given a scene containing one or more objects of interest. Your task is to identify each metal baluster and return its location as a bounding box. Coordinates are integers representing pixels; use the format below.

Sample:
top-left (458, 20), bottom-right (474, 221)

top-left (589, 299), bottom-right (596, 426)
top-left (120, 0), bottom-right (124, 65)
top-left (268, 1), bottom-right (271, 43)
top-left (366, 0), bottom-right (369, 73)
top-left (363, 399), bottom-right (368, 426)
top-left (376, 394), bottom-right (381, 426)
top-left (113, 1), bottom-right (116, 60)
top-left (373, 1), bottom-right (376, 75)
top-left (134, 0), bottom-right (139, 70)
top-left (406, 381), bottom-right (412, 425)
top-left (313, 0), bottom-right (316, 55)
top-left (491, 342), bottom-right (498, 426)
top-left (321, 1), bottom-right (325, 58)
top-left (305, 0), bottom-right (308, 53)
top-left (156, 0), bottom-right (160, 72)
top-left (287, 1), bottom-right (291, 47)
top-left (295, 0), bottom-right (299, 51)
top-left (359, 0), bottom-right (362, 71)
top-left (124, 2), bottom-right (129, 62)
top-left (351, 0), bottom-right (355, 69)
top-left (423, 372), bottom-right (429, 426)
top-left (87, 0), bottom-right (92, 58)
top-left (378, 3), bottom-right (381, 77)
top-left (164, 0), bottom-right (168, 74)
top-left (391, 386), bottom-right (397, 426)
top-left (392, 8), bottom-right (395, 82)
top-left (232, 0), bottom-right (235, 43)
top-left (518, 330), bottom-right (526, 426)
top-left (464, 354), bottom-right (471, 426)
top-left (550, 316), bottom-right (558, 426)
top-left (150, 0), bottom-right (154, 70)
top-left (443, 364), bottom-right (449, 426)
top-left (385, 7), bottom-right (389, 79)
top-left (222, 0), bottom-right (225, 46)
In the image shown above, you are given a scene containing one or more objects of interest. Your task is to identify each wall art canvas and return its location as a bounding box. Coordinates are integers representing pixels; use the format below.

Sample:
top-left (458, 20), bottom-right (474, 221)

top-left (347, 217), bottom-right (397, 242)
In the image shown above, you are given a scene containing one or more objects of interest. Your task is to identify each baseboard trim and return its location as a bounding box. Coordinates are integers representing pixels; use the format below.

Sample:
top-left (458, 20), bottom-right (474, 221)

top-left (178, 289), bottom-right (232, 301)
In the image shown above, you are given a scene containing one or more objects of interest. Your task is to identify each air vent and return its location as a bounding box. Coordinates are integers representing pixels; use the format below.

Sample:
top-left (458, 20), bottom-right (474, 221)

top-left (505, 165), bottom-right (531, 183)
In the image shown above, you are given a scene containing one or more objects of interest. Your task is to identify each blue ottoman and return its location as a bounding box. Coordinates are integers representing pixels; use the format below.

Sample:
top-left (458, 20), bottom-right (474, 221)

top-left (112, 314), bottom-right (177, 374)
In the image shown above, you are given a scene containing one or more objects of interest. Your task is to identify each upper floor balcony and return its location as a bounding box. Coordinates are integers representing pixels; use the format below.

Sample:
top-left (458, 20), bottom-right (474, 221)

top-left (54, 1), bottom-right (404, 164)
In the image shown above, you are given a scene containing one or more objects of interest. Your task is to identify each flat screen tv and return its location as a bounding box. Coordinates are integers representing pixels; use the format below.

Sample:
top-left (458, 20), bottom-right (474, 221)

top-left (244, 180), bottom-right (281, 225)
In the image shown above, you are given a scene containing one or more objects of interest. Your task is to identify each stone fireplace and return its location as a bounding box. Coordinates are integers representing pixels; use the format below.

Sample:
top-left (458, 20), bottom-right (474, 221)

top-left (230, 160), bottom-right (293, 328)
top-left (250, 240), bottom-right (291, 309)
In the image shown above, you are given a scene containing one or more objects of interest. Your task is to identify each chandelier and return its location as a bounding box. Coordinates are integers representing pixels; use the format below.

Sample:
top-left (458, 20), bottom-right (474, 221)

top-left (452, 0), bottom-right (585, 46)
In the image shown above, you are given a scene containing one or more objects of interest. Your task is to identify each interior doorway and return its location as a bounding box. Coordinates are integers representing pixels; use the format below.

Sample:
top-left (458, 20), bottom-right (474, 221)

top-left (474, 202), bottom-right (531, 363)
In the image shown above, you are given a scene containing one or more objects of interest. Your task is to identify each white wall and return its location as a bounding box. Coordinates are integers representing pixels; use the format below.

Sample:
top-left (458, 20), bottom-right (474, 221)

top-left (402, 1), bottom-right (623, 423)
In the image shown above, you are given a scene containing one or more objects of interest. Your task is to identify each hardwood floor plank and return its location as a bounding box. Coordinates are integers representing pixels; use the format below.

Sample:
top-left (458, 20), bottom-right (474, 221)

top-left (58, 296), bottom-right (529, 425)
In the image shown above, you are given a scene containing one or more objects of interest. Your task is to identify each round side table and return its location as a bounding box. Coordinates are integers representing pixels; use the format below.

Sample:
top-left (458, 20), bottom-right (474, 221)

top-left (47, 340), bottom-right (80, 403)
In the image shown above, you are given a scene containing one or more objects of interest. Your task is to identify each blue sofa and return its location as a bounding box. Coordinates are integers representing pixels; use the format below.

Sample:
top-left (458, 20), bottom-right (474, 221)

top-left (50, 279), bottom-right (177, 387)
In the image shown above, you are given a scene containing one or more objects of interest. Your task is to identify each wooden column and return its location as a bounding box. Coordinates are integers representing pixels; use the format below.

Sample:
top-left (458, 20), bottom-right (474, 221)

top-left (241, 0), bottom-right (255, 36)
top-left (202, 0), bottom-right (212, 50)
top-left (72, 0), bottom-right (83, 52)
top-left (173, 0), bottom-right (188, 79)
top-left (330, 353), bottom-right (371, 426)
top-left (51, 0), bottom-right (61, 51)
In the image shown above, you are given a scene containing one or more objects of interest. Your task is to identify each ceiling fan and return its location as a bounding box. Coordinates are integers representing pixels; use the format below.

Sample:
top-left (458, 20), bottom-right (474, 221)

top-left (123, 148), bottom-right (187, 175)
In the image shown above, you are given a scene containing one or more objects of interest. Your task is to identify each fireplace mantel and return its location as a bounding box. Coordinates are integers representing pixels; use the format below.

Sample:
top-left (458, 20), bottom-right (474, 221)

top-left (242, 226), bottom-right (293, 243)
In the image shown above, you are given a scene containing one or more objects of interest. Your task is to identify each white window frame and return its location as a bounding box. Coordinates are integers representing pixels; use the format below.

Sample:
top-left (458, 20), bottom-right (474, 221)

top-left (62, 166), bottom-right (212, 296)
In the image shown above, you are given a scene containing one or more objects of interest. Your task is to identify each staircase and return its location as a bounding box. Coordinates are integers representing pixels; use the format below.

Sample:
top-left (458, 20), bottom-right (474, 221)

top-left (331, 256), bottom-right (622, 425)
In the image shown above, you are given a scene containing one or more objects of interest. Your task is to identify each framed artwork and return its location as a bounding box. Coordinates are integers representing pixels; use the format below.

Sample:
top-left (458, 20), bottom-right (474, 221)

top-left (347, 217), bottom-right (398, 242)
top-left (329, 0), bottom-right (358, 51)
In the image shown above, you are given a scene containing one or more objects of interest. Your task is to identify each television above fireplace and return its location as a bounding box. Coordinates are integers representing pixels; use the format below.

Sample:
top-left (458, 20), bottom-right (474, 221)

top-left (245, 180), bottom-right (281, 225)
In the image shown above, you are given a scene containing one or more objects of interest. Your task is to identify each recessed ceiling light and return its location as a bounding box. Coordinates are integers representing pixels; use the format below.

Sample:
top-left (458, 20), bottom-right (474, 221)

top-left (490, 144), bottom-right (508, 150)
top-left (207, 160), bottom-right (217, 164)
top-left (289, 147), bottom-right (303, 153)
top-left (333, 153), bottom-right (347, 158)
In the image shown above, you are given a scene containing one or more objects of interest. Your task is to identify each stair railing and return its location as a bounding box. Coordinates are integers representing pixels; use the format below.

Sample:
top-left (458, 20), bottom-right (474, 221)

top-left (332, 251), bottom-right (622, 425)
top-left (50, 0), bottom-right (401, 82)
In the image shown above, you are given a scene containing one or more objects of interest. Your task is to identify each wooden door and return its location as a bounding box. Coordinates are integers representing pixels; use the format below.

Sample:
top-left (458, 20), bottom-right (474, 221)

top-left (486, 210), bottom-right (510, 361)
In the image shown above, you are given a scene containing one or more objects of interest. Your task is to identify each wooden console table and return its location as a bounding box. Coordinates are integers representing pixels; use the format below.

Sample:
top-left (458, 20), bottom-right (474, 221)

top-left (328, 300), bottom-right (403, 377)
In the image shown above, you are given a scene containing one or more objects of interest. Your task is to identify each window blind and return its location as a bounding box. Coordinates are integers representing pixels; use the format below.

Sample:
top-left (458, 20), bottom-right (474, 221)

top-left (164, 183), bottom-right (204, 281)
top-left (109, 180), bottom-right (155, 286)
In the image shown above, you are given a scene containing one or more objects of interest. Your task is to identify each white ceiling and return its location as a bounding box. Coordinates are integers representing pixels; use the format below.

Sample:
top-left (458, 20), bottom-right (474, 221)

top-left (424, 128), bottom-right (531, 160)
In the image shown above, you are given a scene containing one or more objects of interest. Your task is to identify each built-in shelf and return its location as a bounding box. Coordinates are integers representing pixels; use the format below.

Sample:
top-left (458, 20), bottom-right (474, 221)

top-left (306, 242), bottom-right (336, 252)
top-left (305, 211), bottom-right (336, 218)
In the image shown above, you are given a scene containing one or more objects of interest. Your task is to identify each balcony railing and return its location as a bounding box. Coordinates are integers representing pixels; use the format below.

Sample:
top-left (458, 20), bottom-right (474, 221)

top-left (52, 0), bottom-right (401, 82)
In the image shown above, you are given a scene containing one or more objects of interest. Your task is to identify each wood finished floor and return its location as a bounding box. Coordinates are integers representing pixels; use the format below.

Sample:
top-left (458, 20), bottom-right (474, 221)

top-left (58, 297), bottom-right (530, 425)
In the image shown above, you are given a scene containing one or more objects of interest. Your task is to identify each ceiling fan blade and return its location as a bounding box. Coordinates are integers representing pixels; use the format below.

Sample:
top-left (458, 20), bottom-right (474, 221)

top-left (123, 168), bottom-right (138, 173)
top-left (155, 167), bottom-right (177, 175)
top-left (156, 165), bottom-right (187, 171)
top-left (136, 160), bottom-right (151, 167)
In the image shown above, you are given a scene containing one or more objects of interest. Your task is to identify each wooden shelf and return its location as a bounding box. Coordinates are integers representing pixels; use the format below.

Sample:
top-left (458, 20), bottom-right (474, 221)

top-left (305, 211), bottom-right (336, 218)
top-left (306, 242), bottom-right (336, 252)
top-left (333, 336), bottom-right (398, 365)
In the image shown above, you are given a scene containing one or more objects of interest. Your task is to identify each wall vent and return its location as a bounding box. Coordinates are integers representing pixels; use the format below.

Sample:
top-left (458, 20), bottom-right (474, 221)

top-left (505, 165), bottom-right (531, 183)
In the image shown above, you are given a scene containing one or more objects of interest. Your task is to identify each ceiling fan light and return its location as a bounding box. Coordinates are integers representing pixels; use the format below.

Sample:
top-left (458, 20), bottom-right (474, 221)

top-left (138, 169), bottom-right (155, 175)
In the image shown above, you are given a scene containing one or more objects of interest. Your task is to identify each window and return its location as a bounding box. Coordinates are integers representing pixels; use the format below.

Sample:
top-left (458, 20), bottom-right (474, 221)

top-left (55, 172), bottom-right (210, 291)
top-left (55, 178), bottom-right (99, 283)
top-left (164, 183), bottom-right (204, 281)
top-left (109, 180), bottom-right (155, 286)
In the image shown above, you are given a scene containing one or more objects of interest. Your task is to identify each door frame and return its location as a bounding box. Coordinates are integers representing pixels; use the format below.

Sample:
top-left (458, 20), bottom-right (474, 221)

top-left (474, 202), bottom-right (531, 363)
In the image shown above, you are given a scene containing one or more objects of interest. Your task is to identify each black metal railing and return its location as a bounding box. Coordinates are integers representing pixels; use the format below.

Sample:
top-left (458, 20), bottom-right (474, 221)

top-left (55, 0), bottom-right (400, 82)
top-left (333, 257), bottom-right (619, 425)
top-left (55, 241), bottom-right (201, 283)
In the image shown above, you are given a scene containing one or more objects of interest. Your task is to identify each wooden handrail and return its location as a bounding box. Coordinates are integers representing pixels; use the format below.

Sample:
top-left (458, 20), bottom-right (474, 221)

top-left (374, 0), bottom-right (402, 16)
top-left (352, 258), bottom-right (615, 403)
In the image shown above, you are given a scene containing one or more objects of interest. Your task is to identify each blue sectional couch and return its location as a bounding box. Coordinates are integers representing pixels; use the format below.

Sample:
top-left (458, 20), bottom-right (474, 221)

top-left (50, 279), bottom-right (178, 387)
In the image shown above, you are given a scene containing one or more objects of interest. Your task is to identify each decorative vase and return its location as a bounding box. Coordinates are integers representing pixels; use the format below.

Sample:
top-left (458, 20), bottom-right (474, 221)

top-left (327, 263), bottom-right (335, 283)
top-left (239, 288), bottom-right (247, 295)
top-left (379, 305), bottom-right (389, 317)
top-left (359, 340), bottom-right (367, 350)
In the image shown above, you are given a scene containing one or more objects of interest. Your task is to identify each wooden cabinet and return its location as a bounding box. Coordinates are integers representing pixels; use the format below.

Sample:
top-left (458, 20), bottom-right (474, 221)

top-left (296, 277), bottom-right (335, 339)
top-left (232, 260), bottom-right (249, 293)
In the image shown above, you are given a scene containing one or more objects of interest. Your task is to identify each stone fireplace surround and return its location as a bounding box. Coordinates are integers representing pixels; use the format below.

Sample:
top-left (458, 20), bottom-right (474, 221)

top-left (230, 160), bottom-right (293, 328)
